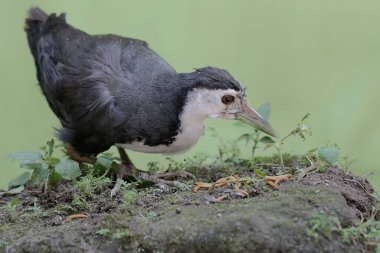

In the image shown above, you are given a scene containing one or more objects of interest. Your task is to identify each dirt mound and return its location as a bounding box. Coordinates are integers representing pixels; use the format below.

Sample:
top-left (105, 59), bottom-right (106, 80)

top-left (0, 167), bottom-right (378, 253)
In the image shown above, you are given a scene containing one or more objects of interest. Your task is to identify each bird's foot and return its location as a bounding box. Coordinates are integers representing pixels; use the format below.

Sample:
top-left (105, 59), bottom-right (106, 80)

top-left (110, 178), bottom-right (125, 198)
top-left (265, 174), bottom-right (293, 189)
top-left (139, 171), bottom-right (195, 190)
top-left (110, 163), bottom-right (137, 198)
top-left (192, 175), bottom-right (251, 201)
top-left (110, 164), bottom-right (195, 197)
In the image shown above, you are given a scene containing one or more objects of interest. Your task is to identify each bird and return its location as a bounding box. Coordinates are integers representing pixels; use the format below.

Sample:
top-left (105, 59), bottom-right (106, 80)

top-left (24, 7), bottom-right (276, 196)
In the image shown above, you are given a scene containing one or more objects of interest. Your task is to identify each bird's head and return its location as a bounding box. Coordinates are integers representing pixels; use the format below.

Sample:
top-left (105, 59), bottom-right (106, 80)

top-left (182, 67), bottom-right (276, 137)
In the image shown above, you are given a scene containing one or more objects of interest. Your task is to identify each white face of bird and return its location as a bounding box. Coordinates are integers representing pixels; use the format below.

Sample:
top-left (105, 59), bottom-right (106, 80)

top-left (184, 88), bottom-right (276, 137)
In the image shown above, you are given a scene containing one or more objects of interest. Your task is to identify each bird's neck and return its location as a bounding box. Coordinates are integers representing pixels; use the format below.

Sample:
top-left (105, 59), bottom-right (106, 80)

top-left (175, 71), bottom-right (212, 119)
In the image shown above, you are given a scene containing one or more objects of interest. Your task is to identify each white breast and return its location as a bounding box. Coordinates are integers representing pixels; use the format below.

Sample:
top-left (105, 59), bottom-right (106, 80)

top-left (116, 123), bottom-right (204, 155)
top-left (116, 88), bottom-right (236, 155)
top-left (116, 90), bottom-right (207, 154)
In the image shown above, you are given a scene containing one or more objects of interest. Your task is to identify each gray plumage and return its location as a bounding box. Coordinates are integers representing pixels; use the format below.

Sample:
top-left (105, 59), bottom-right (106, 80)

top-left (25, 7), bottom-right (243, 155)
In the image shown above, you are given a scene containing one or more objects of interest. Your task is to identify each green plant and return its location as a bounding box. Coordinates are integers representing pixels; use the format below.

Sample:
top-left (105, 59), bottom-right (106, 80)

top-left (306, 214), bottom-right (340, 241)
top-left (339, 216), bottom-right (380, 248)
top-left (306, 209), bottom-right (380, 248)
top-left (262, 114), bottom-right (312, 171)
top-left (96, 227), bottom-right (133, 240)
top-left (96, 228), bottom-right (111, 236)
top-left (296, 145), bottom-right (341, 179)
top-left (112, 228), bottom-right (133, 239)
top-left (23, 198), bottom-right (45, 219)
top-left (209, 127), bottom-right (241, 168)
top-left (166, 153), bottom-right (208, 173)
top-left (68, 173), bottom-right (112, 212)
top-left (338, 153), bottom-right (357, 173)
top-left (92, 153), bottom-right (120, 177)
top-left (54, 203), bottom-right (76, 214)
top-left (147, 211), bottom-right (158, 220)
top-left (74, 174), bottom-right (111, 197)
top-left (0, 198), bottom-right (21, 221)
top-left (8, 139), bottom-right (81, 190)
top-left (146, 161), bottom-right (162, 173)
top-left (122, 189), bottom-right (139, 205)
top-left (119, 181), bottom-right (140, 208)
top-left (71, 193), bottom-right (91, 211)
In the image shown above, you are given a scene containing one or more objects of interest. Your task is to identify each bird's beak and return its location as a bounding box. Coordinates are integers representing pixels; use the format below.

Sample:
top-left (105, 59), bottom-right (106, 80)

top-left (236, 99), bottom-right (277, 137)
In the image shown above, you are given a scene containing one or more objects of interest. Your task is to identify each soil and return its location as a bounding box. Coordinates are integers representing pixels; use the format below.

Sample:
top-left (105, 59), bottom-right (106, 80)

top-left (0, 158), bottom-right (378, 253)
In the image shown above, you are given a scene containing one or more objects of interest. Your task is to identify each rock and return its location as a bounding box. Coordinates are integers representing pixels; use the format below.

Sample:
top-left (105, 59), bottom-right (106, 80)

top-left (1, 167), bottom-right (377, 253)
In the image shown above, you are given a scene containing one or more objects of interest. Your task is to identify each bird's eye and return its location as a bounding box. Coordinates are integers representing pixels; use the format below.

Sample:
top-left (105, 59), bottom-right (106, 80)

top-left (221, 95), bottom-right (235, 105)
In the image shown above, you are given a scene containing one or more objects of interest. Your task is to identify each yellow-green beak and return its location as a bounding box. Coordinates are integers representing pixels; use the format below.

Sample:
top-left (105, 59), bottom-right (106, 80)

top-left (237, 100), bottom-right (277, 137)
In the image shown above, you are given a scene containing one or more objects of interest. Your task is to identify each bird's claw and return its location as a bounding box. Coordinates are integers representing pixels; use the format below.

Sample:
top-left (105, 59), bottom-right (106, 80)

top-left (110, 170), bottom-right (195, 197)
top-left (110, 178), bottom-right (124, 198)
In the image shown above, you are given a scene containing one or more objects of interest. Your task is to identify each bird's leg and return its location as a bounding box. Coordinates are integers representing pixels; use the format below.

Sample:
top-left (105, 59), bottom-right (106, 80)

top-left (117, 147), bottom-right (195, 182)
top-left (110, 147), bottom-right (139, 197)
top-left (117, 147), bottom-right (139, 176)
top-left (66, 144), bottom-right (96, 165)
top-left (65, 145), bottom-right (195, 197)
top-left (110, 148), bottom-right (195, 197)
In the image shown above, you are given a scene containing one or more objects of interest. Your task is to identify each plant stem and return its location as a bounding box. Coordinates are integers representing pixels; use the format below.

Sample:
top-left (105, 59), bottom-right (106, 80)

top-left (251, 130), bottom-right (259, 159)
top-left (276, 130), bottom-right (297, 171)
top-left (276, 146), bottom-right (285, 172)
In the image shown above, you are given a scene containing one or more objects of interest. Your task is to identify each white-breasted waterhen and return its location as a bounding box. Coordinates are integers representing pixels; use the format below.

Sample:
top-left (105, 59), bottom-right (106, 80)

top-left (25, 8), bottom-right (279, 196)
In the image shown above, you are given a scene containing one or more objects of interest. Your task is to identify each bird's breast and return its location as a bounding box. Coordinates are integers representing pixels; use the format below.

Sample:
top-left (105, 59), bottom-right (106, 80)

top-left (116, 119), bottom-right (205, 155)
top-left (116, 97), bottom-right (209, 155)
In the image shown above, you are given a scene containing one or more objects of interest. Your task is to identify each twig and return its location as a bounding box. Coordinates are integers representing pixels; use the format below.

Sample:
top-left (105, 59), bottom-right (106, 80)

top-left (339, 177), bottom-right (374, 199)
top-left (298, 164), bottom-right (318, 180)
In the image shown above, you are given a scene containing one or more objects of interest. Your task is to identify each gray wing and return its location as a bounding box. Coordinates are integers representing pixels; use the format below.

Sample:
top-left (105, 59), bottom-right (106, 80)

top-left (34, 15), bottom-right (176, 153)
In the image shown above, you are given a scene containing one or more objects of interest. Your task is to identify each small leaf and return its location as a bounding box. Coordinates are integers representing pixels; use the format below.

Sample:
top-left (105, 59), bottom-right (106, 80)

top-left (301, 113), bottom-right (310, 122)
top-left (55, 159), bottom-right (81, 180)
top-left (257, 103), bottom-right (271, 120)
top-left (254, 168), bottom-right (267, 178)
top-left (318, 147), bottom-right (340, 165)
top-left (49, 171), bottom-right (61, 186)
top-left (147, 211), bottom-right (157, 219)
top-left (97, 228), bottom-right (110, 236)
top-left (260, 136), bottom-right (275, 144)
top-left (8, 172), bottom-right (31, 188)
top-left (237, 133), bottom-right (253, 145)
top-left (30, 164), bottom-right (50, 184)
top-left (263, 143), bottom-right (273, 151)
top-left (49, 157), bottom-right (60, 166)
top-left (307, 148), bottom-right (318, 153)
top-left (7, 185), bottom-right (25, 195)
top-left (47, 139), bottom-right (55, 158)
top-left (10, 198), bottom-right (20, 208)
top-left (20, 161), bottom-right (49, 170)
top-left (94, 156), bottom-right (113, 175)
top-left (8, 152), bottom-right (42, 162)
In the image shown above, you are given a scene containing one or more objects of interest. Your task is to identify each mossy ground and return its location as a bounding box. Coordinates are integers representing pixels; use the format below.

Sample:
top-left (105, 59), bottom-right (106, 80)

top-left (0, 155), bottom-right (379, 253)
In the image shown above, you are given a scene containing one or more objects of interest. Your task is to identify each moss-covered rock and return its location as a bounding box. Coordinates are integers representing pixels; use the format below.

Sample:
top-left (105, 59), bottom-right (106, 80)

top-left (1, 167), bottom-right (378, 253)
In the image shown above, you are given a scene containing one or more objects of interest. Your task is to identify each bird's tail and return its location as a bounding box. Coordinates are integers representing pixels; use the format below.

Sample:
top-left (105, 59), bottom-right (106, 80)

top-left (24, 7), bottom-right (49, 58)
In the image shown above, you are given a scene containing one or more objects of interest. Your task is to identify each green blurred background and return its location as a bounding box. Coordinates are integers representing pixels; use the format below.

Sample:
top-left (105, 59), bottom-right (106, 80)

top-left (1, 1), bottom-right (379, 191)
